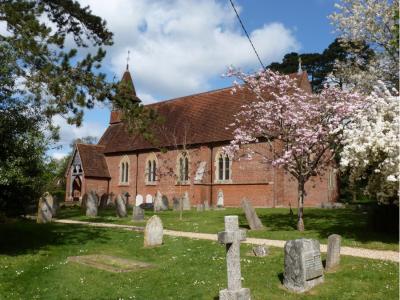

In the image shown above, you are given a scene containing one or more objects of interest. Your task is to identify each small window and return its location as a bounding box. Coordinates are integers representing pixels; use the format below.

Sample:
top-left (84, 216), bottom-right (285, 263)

top-left (145, 154), bottom-right (158, 184)
top-left (120, 156), bottom-right (130, 184)
top-left (216, 152), bottom-right (231, 182)
top-left (177, 152), bottom-right (189, 184)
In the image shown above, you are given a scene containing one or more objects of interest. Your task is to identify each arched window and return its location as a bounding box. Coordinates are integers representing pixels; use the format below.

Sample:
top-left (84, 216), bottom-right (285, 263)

top-left (215, 151), bottom-right (232, 182)
top-left (119, 156), bottom-right (130, 184)
top-left (145, 153), bottom-right (158, 184)
top-left (177, 151), bottom-right (189, 184)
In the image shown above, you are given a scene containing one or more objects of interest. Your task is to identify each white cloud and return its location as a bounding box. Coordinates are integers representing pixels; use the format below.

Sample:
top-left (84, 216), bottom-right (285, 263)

top-left (79, 0), bottom-right (300, 99)
top-left (51, 152), bottom-right (68, 160)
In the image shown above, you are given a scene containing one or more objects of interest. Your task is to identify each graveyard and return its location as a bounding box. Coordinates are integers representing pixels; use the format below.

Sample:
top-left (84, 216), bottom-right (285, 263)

top-left (1, 201), bottom-right (399, 299)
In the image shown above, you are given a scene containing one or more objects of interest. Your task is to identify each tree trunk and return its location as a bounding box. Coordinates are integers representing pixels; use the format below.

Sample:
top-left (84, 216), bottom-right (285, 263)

top-left (297, 180), bottom-right (305, 231)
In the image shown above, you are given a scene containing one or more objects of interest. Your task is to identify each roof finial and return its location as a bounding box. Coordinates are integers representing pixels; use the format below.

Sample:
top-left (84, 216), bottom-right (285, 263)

top-left (126, 50), bottom-right (130, 71)
top-left (297, 56), bottom-right (302, 74)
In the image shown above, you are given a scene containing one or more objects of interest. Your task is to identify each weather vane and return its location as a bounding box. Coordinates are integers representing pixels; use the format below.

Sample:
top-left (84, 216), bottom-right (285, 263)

top-left (126, 50), bottom-right (130, 70)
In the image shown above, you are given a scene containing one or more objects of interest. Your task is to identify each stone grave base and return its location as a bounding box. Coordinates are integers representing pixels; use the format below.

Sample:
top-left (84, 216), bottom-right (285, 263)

top-left (67, 254), bottom-right (152, 273)
top-left (283, 276), bottom-right (324, 293)
top-left (219, 288), bottom-right (251, 300)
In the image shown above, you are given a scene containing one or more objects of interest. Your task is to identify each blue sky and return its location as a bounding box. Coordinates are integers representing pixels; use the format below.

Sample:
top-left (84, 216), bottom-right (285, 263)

top-left (50, 0), bottom-right (339, 159)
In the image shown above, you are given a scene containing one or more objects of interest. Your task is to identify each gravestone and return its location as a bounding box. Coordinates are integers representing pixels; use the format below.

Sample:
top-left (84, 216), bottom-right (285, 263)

top-left (132, 206), bottom-right (145, 221)
top-left (204, 201), bottom-right (210, 211)
top-left (145, 194), bottom-right (153, 204)
top-left (196, 203), bottom-right (204, 212)
top-left (241, 198), bottom-right (264, 230)
top-left (217, 189), bottom-right (224, 207)
top-left (161, 195), bottom-right (169, 210)
top-left (218, 215), bottom-right (251, 300)
top-left (182, 191), bottom-right (191, 210)
top-left (99, 193), bottom-right (108, 209)
top-left (283, 238), bottom-right (324, 293)
top-left (154, 191), bottom-right (163, 212)
top-left (107, 193), bottom-right (115, 207)
top-left (37, 192), bottom-right (53, 223)
top-left (81, 193), bottom-right (88, 213)
top-left (172, 197), bottom-right (180, 211)
top-left (252, 245), bottom-right (269, 257)
top-left (326, 234), bottom-right (341, 271)
top-left (135, 194), bottom-right (144, 206)
top-left (144, 215), bottom-right (163, 247)
top-left (116, 194), bottom-right (127, 217)
top-left (86, 190), bottom-right (98, 217)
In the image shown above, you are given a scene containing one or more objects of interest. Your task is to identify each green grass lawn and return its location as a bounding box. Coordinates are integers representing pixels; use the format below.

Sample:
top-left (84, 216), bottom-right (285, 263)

top-left (0, 220), bottom-right (398, 299)
top-left (57, 206), bottom-right (399, 251)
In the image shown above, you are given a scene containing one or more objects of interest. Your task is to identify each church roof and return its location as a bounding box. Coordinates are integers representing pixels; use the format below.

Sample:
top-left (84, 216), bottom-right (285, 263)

top-left (76, 144), bottom-right (111, 178)
top-left (99, 72), bottom-right (311, 154)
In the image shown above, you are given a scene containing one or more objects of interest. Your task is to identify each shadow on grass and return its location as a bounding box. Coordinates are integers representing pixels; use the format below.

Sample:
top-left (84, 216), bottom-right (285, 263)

top-left (0, 219), bottom-right (110, 256)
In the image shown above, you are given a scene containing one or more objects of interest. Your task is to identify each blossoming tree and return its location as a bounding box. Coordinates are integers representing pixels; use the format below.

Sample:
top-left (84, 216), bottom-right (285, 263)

top-left (341, 81), bottom-right (399, 203)
top-left (224, 68), bottom-right (361, 231)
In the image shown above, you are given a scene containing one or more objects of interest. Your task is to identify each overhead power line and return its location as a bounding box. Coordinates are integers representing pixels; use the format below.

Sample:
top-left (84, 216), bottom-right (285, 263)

top-left (229, 0), bottom-right (266, 70)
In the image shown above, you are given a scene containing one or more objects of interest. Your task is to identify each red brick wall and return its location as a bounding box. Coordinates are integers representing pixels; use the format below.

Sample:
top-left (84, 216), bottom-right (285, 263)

top-left (67, 141), bottom-right (339, 207)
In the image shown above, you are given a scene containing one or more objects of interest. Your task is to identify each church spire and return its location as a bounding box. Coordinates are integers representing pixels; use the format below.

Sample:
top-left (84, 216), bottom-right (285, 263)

top-left (297, 57), bottom-right (302, 74)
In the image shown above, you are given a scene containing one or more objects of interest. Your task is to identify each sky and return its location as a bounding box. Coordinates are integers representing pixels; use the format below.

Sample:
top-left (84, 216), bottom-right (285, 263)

top-left (49, 0), bottom-right (338, 159)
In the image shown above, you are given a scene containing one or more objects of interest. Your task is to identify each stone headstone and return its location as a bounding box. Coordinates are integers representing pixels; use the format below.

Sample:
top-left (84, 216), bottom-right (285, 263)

top-left (86, 191), bottom-right (98, 217)
top-left (116, 194), bottom-right (127, 217)
top-left (172, 197), bottom-right (180, 211)
top-left (196, 203), bottom-right (204, 212)
top-left (135, 194), bottom-right (144, 206)
top-left (37, 192), bottom-right (53, 223)
top-left (252, 245), bottom-right (269, 257)
top-left (132, 206), bottom-right (145, 221)
top-left (217, 189), bottom-right (224, 207)
top-left (154, 191), bottom-right (163, 212)
top-left (204, 201), bottom-right (210, 211)
top-left (161, 195), bottom-right (169, 210)
top-left (107, 193), bottom-right (115, 207)
top-left (218, 215), bottom-right (250, 300)
top-left (182, 191), bottom-right (191, 210)
top-left (144, 215), bottom-right (163, 247)
top-left (194, 161), bottom-right (207, 183)
top-left (81, 193), bottom-right (88, 213)
top-left (283, 238), bottom-right (324, 293)
top-left (145, 194), bottom-right (153, 204)
top-left (241, 198), bottom-right (264, 230)
top-left (99, 194), bottom-right (108, 209)
top-left (326, 234), bottom-right (341, 271)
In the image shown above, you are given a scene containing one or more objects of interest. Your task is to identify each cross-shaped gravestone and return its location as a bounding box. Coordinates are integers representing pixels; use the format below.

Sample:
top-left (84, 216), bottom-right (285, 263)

top-left (218, 215), bottom-right (251, 300)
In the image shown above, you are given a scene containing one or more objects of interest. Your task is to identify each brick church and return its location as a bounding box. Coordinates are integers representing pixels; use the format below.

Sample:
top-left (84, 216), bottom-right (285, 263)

top-left (65, 68), bottom-right (338, 207)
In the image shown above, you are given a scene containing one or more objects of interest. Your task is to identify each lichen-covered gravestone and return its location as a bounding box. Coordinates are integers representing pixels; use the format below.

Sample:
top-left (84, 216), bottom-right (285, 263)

top-left (154, 191), bottom-right (163, 212)
top-left (172, 197), bottom-right (180, 211)
top-left (99, 193), bottom-right (108, 209)
top-left (132, 206), bottom-right (145, 221)
top-left (86, 191), bottom-right (98, 217)
top-left (283, 238), bottom-right (324, 293)
top-left (182, 191), bottom-right (191, 210)
top-left (217, 189), bottom-right (224, 208)
top-left (161, 195), bottom-right (169, 210)
top-left (326, 234), bottom-right (341, 271)
top-left (37, 192), bottom-right (53, 223)
top-left (144, 215), bottom-right (163, 247)
top-left (218, 215), bottom-right (251, 300)
top-left (116, 194), bottom-right (127, 217)
top-left (135, 194), bottom-right (144, 206)
top-left (241, 198), bottom-right (264, 230)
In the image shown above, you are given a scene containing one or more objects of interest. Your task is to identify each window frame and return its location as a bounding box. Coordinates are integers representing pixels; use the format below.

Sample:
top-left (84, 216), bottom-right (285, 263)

top-left (214, 150), bottom-right (232, 183)
top-left (176, 151), bottom-right (190, 185)
top-left (145, 153), bottom-right (158, 185)
top-left (119, 155), bottom-right (130, 185)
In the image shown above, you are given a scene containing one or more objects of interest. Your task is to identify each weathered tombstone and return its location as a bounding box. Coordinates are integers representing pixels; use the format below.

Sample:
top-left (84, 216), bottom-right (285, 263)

top-left (154, 191), bottom-right (163, 212)
top-left (107, 193), bottom-right (115, 207)
top-left (135, 194), bottom-right (144, 207)
top-left (241, 198), bottom-right (264, 230)
top-left (182, 191), bottom-right (191, 210)
top-left (196, 203), bottom-right (204, 212)
top-left (252, 245), bottom-right (269, 257)
top-left (116, 194), bottom-right (127, 217)
top-left (132, 206), bottom-right (145, 221)
top-left (283, 238), bottom-right (324, 293)
top-left (172, 197), bottom-right (180, 211)
top-left (204, 201), bottom-right (210, 211)
top-left (161, 195), bottom-right (169, 210)
top-left (99, 194), bottom-right (108, 209)
top-left (145, 194), bottom-right (153, 204)
top-left (144, 215), bottom-right (163, 247)
top-left (217, 189), bottom-right (224, 207)
top-left (218, 215), bottom-right (250, 300)
top-left (81, 193), bottom-right (88, 213)
top-left (37, 192), bottom-right (53, 223)
top-left (86, 190), bottom-right (98, 217)
top-left (326, 234), bottom-right (341, 271)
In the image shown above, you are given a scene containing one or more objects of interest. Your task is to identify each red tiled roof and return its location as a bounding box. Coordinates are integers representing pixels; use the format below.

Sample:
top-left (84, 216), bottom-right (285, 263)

top-left (99, 72), bottom-right (311, 154)
top-left (76, 144), bottom-right (110, 178)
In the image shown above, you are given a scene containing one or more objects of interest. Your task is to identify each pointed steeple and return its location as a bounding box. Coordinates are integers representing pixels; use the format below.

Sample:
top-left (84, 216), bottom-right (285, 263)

top-left (297, 57), bottom-right (302, 74)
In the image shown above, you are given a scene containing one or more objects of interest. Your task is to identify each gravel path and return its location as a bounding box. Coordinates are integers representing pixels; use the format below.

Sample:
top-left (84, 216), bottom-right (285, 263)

top-left (54, 218), bottom-right (399, 263)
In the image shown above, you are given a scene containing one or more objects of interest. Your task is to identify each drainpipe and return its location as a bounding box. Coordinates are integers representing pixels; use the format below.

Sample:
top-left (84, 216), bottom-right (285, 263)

top-left (209, 144), bottom-right (213, 206)
top-left (135, 153), bottom-right (139, 197)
